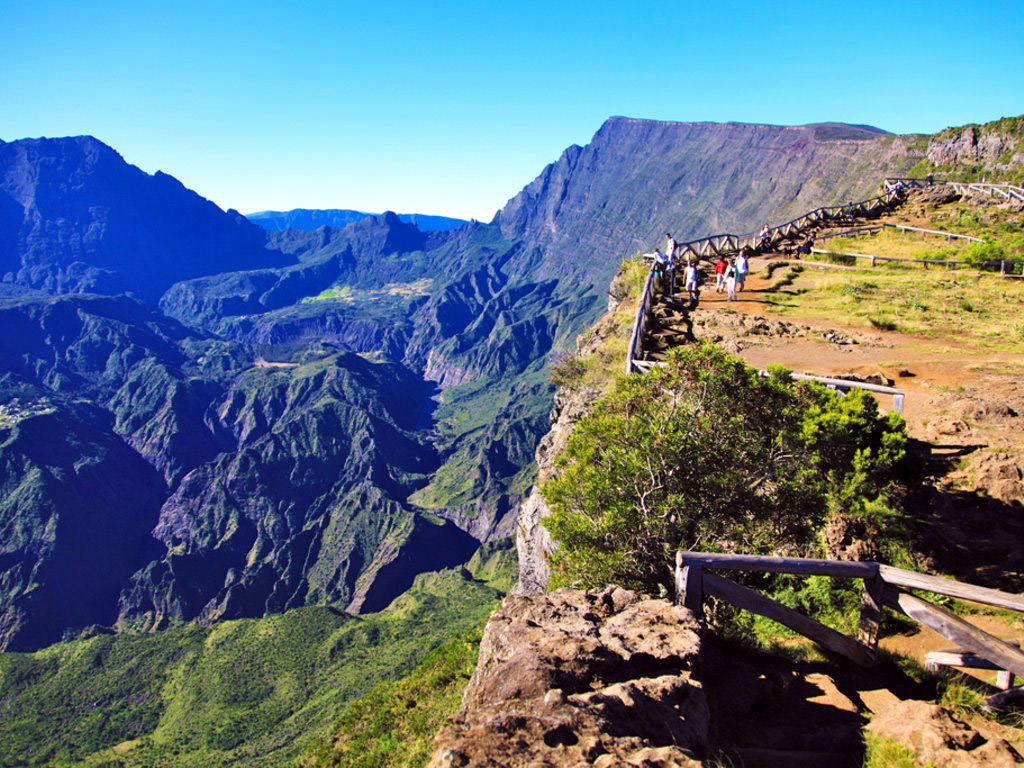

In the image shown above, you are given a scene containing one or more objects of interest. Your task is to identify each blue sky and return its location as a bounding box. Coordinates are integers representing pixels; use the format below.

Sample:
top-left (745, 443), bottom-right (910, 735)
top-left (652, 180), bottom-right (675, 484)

top-left (5, 0), bottom-right (1022, 220)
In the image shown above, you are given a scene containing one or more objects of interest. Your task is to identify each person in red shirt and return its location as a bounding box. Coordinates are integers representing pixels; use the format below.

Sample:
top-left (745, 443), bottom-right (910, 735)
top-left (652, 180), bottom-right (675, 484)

top-left (714, 255), bottom-right (728, 293)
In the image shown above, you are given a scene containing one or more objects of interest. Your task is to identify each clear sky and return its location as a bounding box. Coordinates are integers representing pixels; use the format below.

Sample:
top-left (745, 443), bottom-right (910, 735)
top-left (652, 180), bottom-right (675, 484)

top-left (5, 0), bottom-right (1022, 221)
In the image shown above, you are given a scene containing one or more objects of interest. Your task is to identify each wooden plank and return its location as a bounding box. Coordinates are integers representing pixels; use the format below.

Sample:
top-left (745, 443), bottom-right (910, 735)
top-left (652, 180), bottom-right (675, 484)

top-left (925, 648), bottom-right (1006, 671)
top-left (885, 590), bottom-right (1024, 679)
top-left (859, 575), bottom-right (885, 650)
top-left (986, 686), bottom-right (1024, 710)
top-left (680, 551), bottom-right (878, 579)
top-left (702, 571), bottom-right (876, 666)
top-left (878, 565), bottom-right (1024, 613)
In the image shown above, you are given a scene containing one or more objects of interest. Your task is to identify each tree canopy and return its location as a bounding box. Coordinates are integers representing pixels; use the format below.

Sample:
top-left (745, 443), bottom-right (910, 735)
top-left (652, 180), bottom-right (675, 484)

top-left (541, 343), bottom-right (907, 597)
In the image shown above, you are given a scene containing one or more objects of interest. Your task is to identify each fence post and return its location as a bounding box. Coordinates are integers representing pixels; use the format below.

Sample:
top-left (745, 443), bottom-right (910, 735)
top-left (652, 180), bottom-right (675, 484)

top-left (858, 572), bottom-right (885, 657)
top-left (676, 553), bottom-right (704, 622)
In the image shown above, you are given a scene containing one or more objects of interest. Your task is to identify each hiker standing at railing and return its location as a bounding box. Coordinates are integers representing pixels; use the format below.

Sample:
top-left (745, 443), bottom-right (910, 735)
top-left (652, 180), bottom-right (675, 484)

top-left (666, 247), bottom-right (678, 295)
top-left (665, 233), bottom-right (676, 261)
top-left (759, 224), bottom-right (771, 250)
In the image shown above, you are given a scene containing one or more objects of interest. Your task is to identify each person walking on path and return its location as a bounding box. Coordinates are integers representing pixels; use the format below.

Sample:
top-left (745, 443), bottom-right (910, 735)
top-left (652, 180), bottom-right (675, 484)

top-left (665, 233), bottom-right (676, 261)
top-left (666, 247), bottom-right (678, 295)
top-left (725, 259), bottom-right (738, 301)
top-left (736, 249), bottom-right (749, 292)
top-left (714, 255), bottom-right (728, 292)
top-left (684, 260), bottom-right (698, 300)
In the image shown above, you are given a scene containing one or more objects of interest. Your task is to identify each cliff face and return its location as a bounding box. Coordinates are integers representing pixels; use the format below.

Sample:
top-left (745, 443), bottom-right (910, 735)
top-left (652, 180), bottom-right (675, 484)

top-left (493, 118), bottom-right (915, 293)
top-left (427, 587), bottom-right (707, 768)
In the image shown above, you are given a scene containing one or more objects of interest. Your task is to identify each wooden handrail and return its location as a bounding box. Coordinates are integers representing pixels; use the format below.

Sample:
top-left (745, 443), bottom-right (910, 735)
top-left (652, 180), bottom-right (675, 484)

top-left (676, 551), bottom-right (1024, 686)
top-left (625, 262), bottom-right (658, 374)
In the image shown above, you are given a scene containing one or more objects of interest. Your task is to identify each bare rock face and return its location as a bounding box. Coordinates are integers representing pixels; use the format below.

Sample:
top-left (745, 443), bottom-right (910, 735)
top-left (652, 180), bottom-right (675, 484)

top-left (867, 700), bottom-right (1022, 767)
top-left (427, 587), bottom-right (707, 767)
top-left (927, 126), bottom-right (1015, 168)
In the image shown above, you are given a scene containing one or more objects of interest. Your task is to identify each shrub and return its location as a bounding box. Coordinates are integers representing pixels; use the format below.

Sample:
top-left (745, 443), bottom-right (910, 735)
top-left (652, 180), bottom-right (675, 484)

top-left (964, 240), bottom-right (1007, 268)
top-left (541, 342), bottom-right (907, 596)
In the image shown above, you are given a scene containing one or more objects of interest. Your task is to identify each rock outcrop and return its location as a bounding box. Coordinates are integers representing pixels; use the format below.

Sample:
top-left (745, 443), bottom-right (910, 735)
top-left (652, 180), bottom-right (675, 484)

top-left (428, 587), bottom-right (707, 768)
top-left (867, 700), bottom-right (1022, 767)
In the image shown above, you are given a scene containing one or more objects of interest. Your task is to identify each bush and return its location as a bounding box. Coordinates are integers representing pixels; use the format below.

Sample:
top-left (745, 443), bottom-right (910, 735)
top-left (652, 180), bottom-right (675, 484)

top-left (964, 240), bottom-right (1007, 268)
top-left (541, 343), bottom-right (907, 596)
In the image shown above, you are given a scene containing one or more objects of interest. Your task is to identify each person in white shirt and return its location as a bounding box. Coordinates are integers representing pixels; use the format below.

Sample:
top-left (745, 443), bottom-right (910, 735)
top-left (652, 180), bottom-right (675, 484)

top-left (735, 250), bottom-right (749, 292)
top-left (684, 260), bottom-right (698, 299)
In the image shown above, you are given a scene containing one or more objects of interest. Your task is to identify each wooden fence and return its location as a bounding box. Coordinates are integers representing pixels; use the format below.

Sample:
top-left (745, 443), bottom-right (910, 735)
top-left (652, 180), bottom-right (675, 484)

top-left (624, 265), bottom-right (659, 375)
top-left (884, 177), bottom-right (1024, 203)
top-left (672, 189), bottom-right (904, 262)
top-left (676, 552), bottom-right (1024, 703)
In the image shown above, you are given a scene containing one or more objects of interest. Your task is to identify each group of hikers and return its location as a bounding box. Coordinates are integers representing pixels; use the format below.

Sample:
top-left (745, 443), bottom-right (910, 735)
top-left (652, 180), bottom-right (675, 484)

top-left (653, 233), bottom-right (752, 302)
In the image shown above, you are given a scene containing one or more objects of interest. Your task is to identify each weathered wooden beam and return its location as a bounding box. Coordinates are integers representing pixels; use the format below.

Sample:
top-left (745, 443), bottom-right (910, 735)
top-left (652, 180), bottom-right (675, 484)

top-left (859, 575), bottom-right (885, 651)
top-left (985, 686), bottom-right (1024, 710)
top-left (926, 648), bottom-right (1001, 670)
top-left (680, 551), bottom-right (878, 579)
top-left (878, 565), bottom-right (1024, 613)
top-left (884, 590), bottom-right (1024, 680)
top-left (702, 571), bottom-right (876, 666)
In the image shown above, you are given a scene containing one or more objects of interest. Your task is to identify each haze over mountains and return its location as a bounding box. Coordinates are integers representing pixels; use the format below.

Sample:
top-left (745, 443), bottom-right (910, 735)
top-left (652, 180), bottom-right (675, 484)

top-left (247, 208), bottom-right (467, 232)
top-left (0, 119), bottom-right (926, 651)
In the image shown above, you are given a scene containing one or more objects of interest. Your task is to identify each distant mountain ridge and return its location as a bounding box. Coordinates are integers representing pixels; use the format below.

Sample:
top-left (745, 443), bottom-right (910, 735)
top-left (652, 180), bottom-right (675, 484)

top-left (247, 208), bottom-right (468, 232)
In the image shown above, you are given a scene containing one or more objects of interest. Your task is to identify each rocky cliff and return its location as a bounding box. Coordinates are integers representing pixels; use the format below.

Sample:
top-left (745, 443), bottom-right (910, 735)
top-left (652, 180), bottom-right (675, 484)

top-left (427, 587), bottom-right (707, 768)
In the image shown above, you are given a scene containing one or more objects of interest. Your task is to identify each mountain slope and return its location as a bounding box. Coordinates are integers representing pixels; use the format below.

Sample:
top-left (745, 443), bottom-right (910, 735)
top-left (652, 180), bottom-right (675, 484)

top-left (0, 136), bottom-right (290, 303)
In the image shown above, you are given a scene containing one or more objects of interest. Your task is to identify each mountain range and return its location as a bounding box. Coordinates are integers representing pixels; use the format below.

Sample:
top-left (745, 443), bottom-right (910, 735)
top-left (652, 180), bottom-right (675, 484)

top-left (246, 208), bottom-right (468, 232)
top-left (0, 118), bottom-right (965, 651)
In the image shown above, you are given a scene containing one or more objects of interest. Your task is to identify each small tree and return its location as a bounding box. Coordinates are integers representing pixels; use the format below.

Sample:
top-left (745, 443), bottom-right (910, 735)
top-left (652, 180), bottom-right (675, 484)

top-left (541, 343), bottom-right (906, 597)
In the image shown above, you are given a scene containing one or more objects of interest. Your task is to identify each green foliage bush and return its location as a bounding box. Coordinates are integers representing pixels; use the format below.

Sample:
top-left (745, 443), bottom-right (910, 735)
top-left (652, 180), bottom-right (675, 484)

top-left (541, 342), bottom-right (907, 597)
top-left (964, 239), bottom-right (1008, 267)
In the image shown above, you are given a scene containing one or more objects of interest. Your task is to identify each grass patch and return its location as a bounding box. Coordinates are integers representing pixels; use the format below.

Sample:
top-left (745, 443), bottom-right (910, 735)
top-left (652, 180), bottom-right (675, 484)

top-left (863, 733), bottom-right (932, 768)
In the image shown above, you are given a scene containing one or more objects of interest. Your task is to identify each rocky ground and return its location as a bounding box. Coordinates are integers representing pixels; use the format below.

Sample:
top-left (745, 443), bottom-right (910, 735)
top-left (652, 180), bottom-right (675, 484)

top-left (427, 587), bottom-right (708, 768)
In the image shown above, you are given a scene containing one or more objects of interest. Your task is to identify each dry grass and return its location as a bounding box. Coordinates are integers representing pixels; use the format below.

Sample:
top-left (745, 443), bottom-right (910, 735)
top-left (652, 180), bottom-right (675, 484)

top-left (822, 227), bottom-right (973, 263)
top-left (760, 268), bottom-right (1024, 352)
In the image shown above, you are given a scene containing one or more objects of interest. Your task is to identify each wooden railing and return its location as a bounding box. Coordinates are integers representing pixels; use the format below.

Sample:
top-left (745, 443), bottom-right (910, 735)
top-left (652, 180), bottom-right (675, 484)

top-left (814, 223), bottom-right (983, 244)
top-left (671, 189), bottom-right (903, 262)
top-left (676, 552), bottom-right (1024, 702)
top-left (624, 264), bottom-right (658, 374)
top-left (884, 177), bottom-right (1024, 203)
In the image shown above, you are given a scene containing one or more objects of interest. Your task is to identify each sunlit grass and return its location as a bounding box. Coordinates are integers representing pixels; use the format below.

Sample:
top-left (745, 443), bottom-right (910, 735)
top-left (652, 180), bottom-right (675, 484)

top-left (303, 278), bottom-right (434, 304)
top-left (760, 268), bottom-right (1024, 351)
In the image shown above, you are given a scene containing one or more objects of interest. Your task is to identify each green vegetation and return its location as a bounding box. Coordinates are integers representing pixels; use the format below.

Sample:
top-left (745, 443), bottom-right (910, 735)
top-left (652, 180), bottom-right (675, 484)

top-left (302, 279), bottom-right (434, 304)
top-left (541, 342), bottom-right (908, 597)
top-left (863, 733), bottom-right (933, 768)
top-left (300, 630), bottom-right (480, 768)
top-left (0, 567), bottom-right (502, 768)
